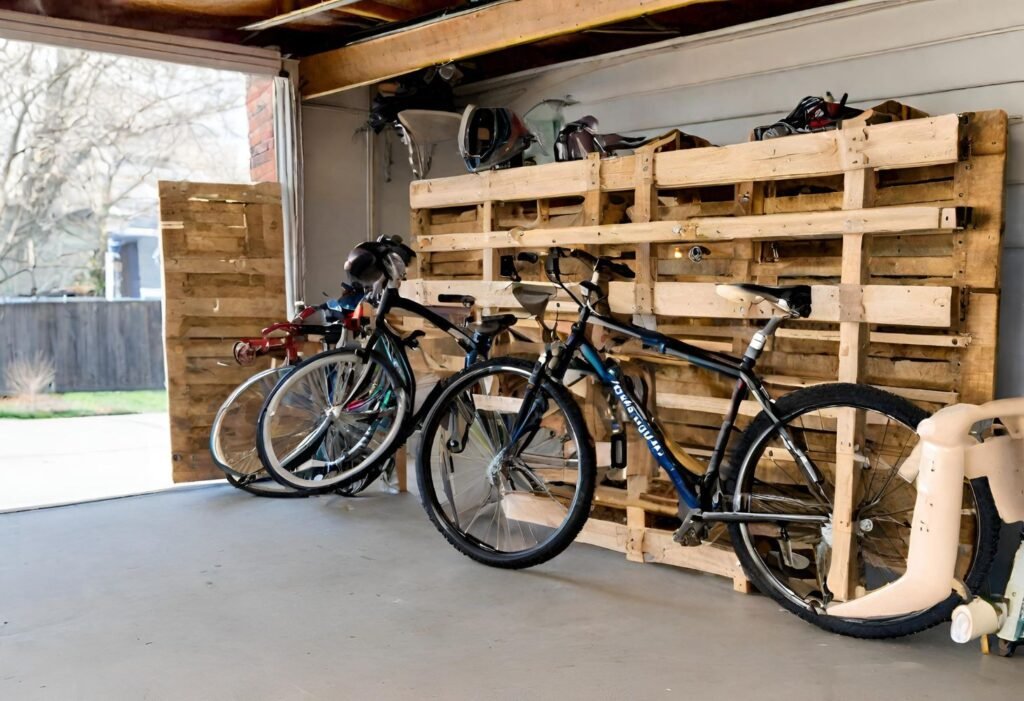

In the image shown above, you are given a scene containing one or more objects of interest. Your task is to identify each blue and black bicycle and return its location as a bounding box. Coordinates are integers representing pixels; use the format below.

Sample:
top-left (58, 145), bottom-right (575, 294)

top-left (415, 247), bottom-right (999, 638)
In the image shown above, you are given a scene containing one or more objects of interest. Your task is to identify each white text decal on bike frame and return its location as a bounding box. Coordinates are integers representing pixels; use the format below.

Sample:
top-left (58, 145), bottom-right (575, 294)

top-left (612, 380), bottom-right (666, 458)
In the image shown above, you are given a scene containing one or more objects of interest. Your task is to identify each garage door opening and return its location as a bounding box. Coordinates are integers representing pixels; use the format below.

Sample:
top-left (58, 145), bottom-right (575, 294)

top-left (0, 37), bottom-right (256, 510)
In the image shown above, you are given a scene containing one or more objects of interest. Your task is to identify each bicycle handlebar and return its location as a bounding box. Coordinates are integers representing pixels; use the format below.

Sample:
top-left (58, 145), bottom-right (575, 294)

top-left (546, 247), bottom-right (636, 282)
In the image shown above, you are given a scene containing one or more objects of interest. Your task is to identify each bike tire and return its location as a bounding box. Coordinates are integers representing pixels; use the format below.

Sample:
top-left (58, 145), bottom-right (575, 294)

top-left (725, 383), bottom-right (1000, 639)
top-left (257, 346), bottom-right (411, 492)
top-left (211, 366), bottom-right (292, 479)
top-left (416, 357), bottom-right (596, 569)
top-left (225, 473), bottom-right (314, 498)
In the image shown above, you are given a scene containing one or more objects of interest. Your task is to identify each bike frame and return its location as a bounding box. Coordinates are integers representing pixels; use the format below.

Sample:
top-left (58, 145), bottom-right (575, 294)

top-left (367, 284), bottom-right (502, 433)
top-left (511, 288), bottom-right (830, 526)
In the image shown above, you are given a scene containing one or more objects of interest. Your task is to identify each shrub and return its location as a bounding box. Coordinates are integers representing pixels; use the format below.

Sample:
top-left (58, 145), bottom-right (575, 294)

top-left (4, 353), bottom-right (56, 399)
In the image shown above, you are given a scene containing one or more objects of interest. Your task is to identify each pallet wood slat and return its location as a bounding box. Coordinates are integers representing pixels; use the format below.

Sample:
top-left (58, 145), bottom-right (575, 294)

top-left (402, 279), bottom-right (951, 327)
top-left (407, 108), bottom-right (1006, 591)
top-left (418, 205), bottom-right (966, 251)
top-left (410, 114), bottom-right (962, 209)
top-left (656, 114), bottom-right (962, 187)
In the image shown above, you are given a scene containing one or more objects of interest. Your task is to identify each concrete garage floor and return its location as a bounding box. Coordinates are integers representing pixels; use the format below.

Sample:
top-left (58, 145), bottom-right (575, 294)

top-left (1, 487), bottom-right (1020, 700)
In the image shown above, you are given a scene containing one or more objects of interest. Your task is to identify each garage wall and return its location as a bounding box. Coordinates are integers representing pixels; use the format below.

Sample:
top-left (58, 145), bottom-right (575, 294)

top-left (301, 88), bottom-right (372, 301)
top-left (374, 0), bottom-right (1024, 396)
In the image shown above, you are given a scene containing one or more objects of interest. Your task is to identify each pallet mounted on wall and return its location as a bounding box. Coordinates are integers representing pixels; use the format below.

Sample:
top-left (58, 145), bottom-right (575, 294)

top-left (402, 107), bottom-right (1008, 591)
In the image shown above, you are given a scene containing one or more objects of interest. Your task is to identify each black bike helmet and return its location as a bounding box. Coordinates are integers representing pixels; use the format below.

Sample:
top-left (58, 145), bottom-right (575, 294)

top-left (752, 92), bottom-right (863, 141)
top-left (344, 237), bottom-right (416, 289)
top-left (345, 243), bottom-right (385, 289)
top-left (458, 104), bottom-right (534, 173)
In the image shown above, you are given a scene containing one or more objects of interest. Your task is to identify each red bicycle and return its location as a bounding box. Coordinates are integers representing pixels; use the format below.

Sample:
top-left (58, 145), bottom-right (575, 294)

top-left (210, 290), bottom-right (370, 498)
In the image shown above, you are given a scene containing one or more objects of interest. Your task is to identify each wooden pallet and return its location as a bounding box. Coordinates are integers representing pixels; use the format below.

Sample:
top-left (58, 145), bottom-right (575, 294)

top-left (159, 181), bottom-right (285, 483)
top-left (402, 107), bottom-right (1007, 591)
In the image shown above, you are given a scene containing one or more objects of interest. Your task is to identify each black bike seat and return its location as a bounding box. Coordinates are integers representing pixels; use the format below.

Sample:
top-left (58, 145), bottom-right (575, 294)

top-left (717, 283), bottom-right (812, 318)
top-left (467, 313), bottom-right (518, 337)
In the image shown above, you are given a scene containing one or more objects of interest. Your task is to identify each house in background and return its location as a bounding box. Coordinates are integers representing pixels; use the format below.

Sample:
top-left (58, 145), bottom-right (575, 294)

top-left (105, 216), bottom-right (162, 300)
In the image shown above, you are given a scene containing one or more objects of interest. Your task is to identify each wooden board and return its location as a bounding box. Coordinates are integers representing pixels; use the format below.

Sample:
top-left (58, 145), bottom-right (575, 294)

top-left (410, 114), bottom-right (963, 208)
top-left (300, 0), bottom-right (722, 98)
top-left (159, 181), bottom-right (285, 483)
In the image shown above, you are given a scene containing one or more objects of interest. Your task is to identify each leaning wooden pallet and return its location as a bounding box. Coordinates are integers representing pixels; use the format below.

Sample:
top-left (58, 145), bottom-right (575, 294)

top-left (159, 181), bottom-right (286, 483)
top-left (402, 107), bottom-right (1008, 592)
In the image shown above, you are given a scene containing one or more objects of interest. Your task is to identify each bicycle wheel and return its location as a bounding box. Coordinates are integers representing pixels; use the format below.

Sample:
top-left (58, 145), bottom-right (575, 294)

top-left (225, 472), bottom-right (314, 498)
top-left (258, 347), bottom-right (410, 492)
top-left (211, 366), bottom-right (291, 479)
top-left (335, 456), bottom-right (397, 496)
top-left (416, 358), bottom-right (595, 569)
top-left (211, 367), bottom-right (313, 498)
top-left (726, 383), bottom-right (999, 638)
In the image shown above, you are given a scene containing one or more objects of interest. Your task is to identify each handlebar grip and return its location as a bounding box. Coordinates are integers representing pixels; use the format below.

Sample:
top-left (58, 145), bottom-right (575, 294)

top-left (438, 294), bottom-right (476, 306)
top-left (569, 248), bottom-right (598, 267)
top-left (607, 260), bottom-right (636, 280)
top-left (569, 248), bottom-right (635, 280)
top-left (516, 251), bottom-right (540, 264)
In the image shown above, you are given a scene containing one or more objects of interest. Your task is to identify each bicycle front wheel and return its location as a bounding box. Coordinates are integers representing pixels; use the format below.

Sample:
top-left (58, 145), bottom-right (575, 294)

top-left (258, 347), bottom-right (410, 491)
top-left (416, 358), bottom-right (596, 569)
top-left (726, 383), bottom-right (999, 638)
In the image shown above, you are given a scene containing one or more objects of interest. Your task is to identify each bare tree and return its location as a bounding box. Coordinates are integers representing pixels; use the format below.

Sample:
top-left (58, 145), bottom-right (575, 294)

top-left (0, 40), bottom-right (250, 296)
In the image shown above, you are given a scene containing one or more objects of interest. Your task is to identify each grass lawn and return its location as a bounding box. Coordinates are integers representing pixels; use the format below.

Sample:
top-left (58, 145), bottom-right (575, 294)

top-left (0, 391), bottom-right (168, 419)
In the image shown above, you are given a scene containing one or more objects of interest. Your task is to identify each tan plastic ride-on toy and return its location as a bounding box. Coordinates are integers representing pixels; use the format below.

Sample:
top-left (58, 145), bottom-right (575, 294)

top-left (824, 398), bottom-right (1024, 655)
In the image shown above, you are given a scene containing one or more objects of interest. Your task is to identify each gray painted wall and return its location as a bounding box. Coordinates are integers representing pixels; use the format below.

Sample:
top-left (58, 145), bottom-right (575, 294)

top-left (300, 88), bottom-right (372, 303)
top-left (372, 0), bottom-right (1024, 396)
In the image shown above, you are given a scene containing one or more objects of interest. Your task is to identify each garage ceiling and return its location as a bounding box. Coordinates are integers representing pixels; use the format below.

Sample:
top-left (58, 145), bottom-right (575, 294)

top-left (1, 0), bottom-right (847, 94)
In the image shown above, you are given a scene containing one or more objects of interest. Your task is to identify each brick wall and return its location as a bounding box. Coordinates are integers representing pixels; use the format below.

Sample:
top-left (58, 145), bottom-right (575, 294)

top-left (247, 75), bottom-right (277, 182)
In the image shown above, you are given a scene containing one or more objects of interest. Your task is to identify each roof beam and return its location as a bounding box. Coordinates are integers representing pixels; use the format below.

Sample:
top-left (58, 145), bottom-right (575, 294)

top-left (299, 0), bottom-right (721, 98)
top-left (241, 0), bottom-right (365, 31)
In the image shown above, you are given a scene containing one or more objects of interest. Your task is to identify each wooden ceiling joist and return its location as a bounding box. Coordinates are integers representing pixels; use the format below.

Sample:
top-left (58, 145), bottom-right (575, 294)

top-left (299, 0), bottom-right (723, 98)
top-left (241, 0), bottom-right (366, 31)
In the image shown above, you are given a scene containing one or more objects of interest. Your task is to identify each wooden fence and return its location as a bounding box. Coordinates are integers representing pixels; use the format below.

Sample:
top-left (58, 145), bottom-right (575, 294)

top-left (0, 299), bottom-right (165, 394)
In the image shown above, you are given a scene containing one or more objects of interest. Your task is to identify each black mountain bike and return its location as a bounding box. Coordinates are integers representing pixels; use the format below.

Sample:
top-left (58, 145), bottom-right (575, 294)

top-left (415, 247), bottom-right (998, 638)
top-left (255, 236), bottom-right (533, 494)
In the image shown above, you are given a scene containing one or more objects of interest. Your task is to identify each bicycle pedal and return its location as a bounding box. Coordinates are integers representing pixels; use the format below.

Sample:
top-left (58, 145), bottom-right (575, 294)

top-left (674, 509), bottom-right (706, 547)
top-left (673, 527), bottom-right (704, 547)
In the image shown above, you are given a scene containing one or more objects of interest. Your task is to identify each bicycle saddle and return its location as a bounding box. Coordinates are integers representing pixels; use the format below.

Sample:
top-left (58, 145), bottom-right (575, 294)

top-left (467, 313), bottom-right (518, 337)
top-left (715, 283), bottom-right (812, 318)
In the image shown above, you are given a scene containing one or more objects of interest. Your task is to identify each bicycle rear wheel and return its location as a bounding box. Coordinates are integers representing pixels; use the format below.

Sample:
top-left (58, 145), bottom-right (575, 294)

top-left (225, 472), bottom-right (313, 498)
top-left (726, 383), bottom-right (999, 638)
top-left (211, 366), bottom-right (290, 479)
top-left (258, 347), bottom-right (410, 491)
top-left (210, 367), bottom-right (312, 498)
top-left (416, 358), bottom-right (595, 569)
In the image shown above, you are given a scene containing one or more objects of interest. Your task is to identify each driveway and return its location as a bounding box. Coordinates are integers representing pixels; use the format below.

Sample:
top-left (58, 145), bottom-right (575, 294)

top-left (0, 413), bottom-right (174, 511)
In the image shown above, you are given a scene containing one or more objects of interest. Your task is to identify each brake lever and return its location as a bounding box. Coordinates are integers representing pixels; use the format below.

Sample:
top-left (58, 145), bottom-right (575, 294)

top-left (403, 329), bottom-right (426, 349)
